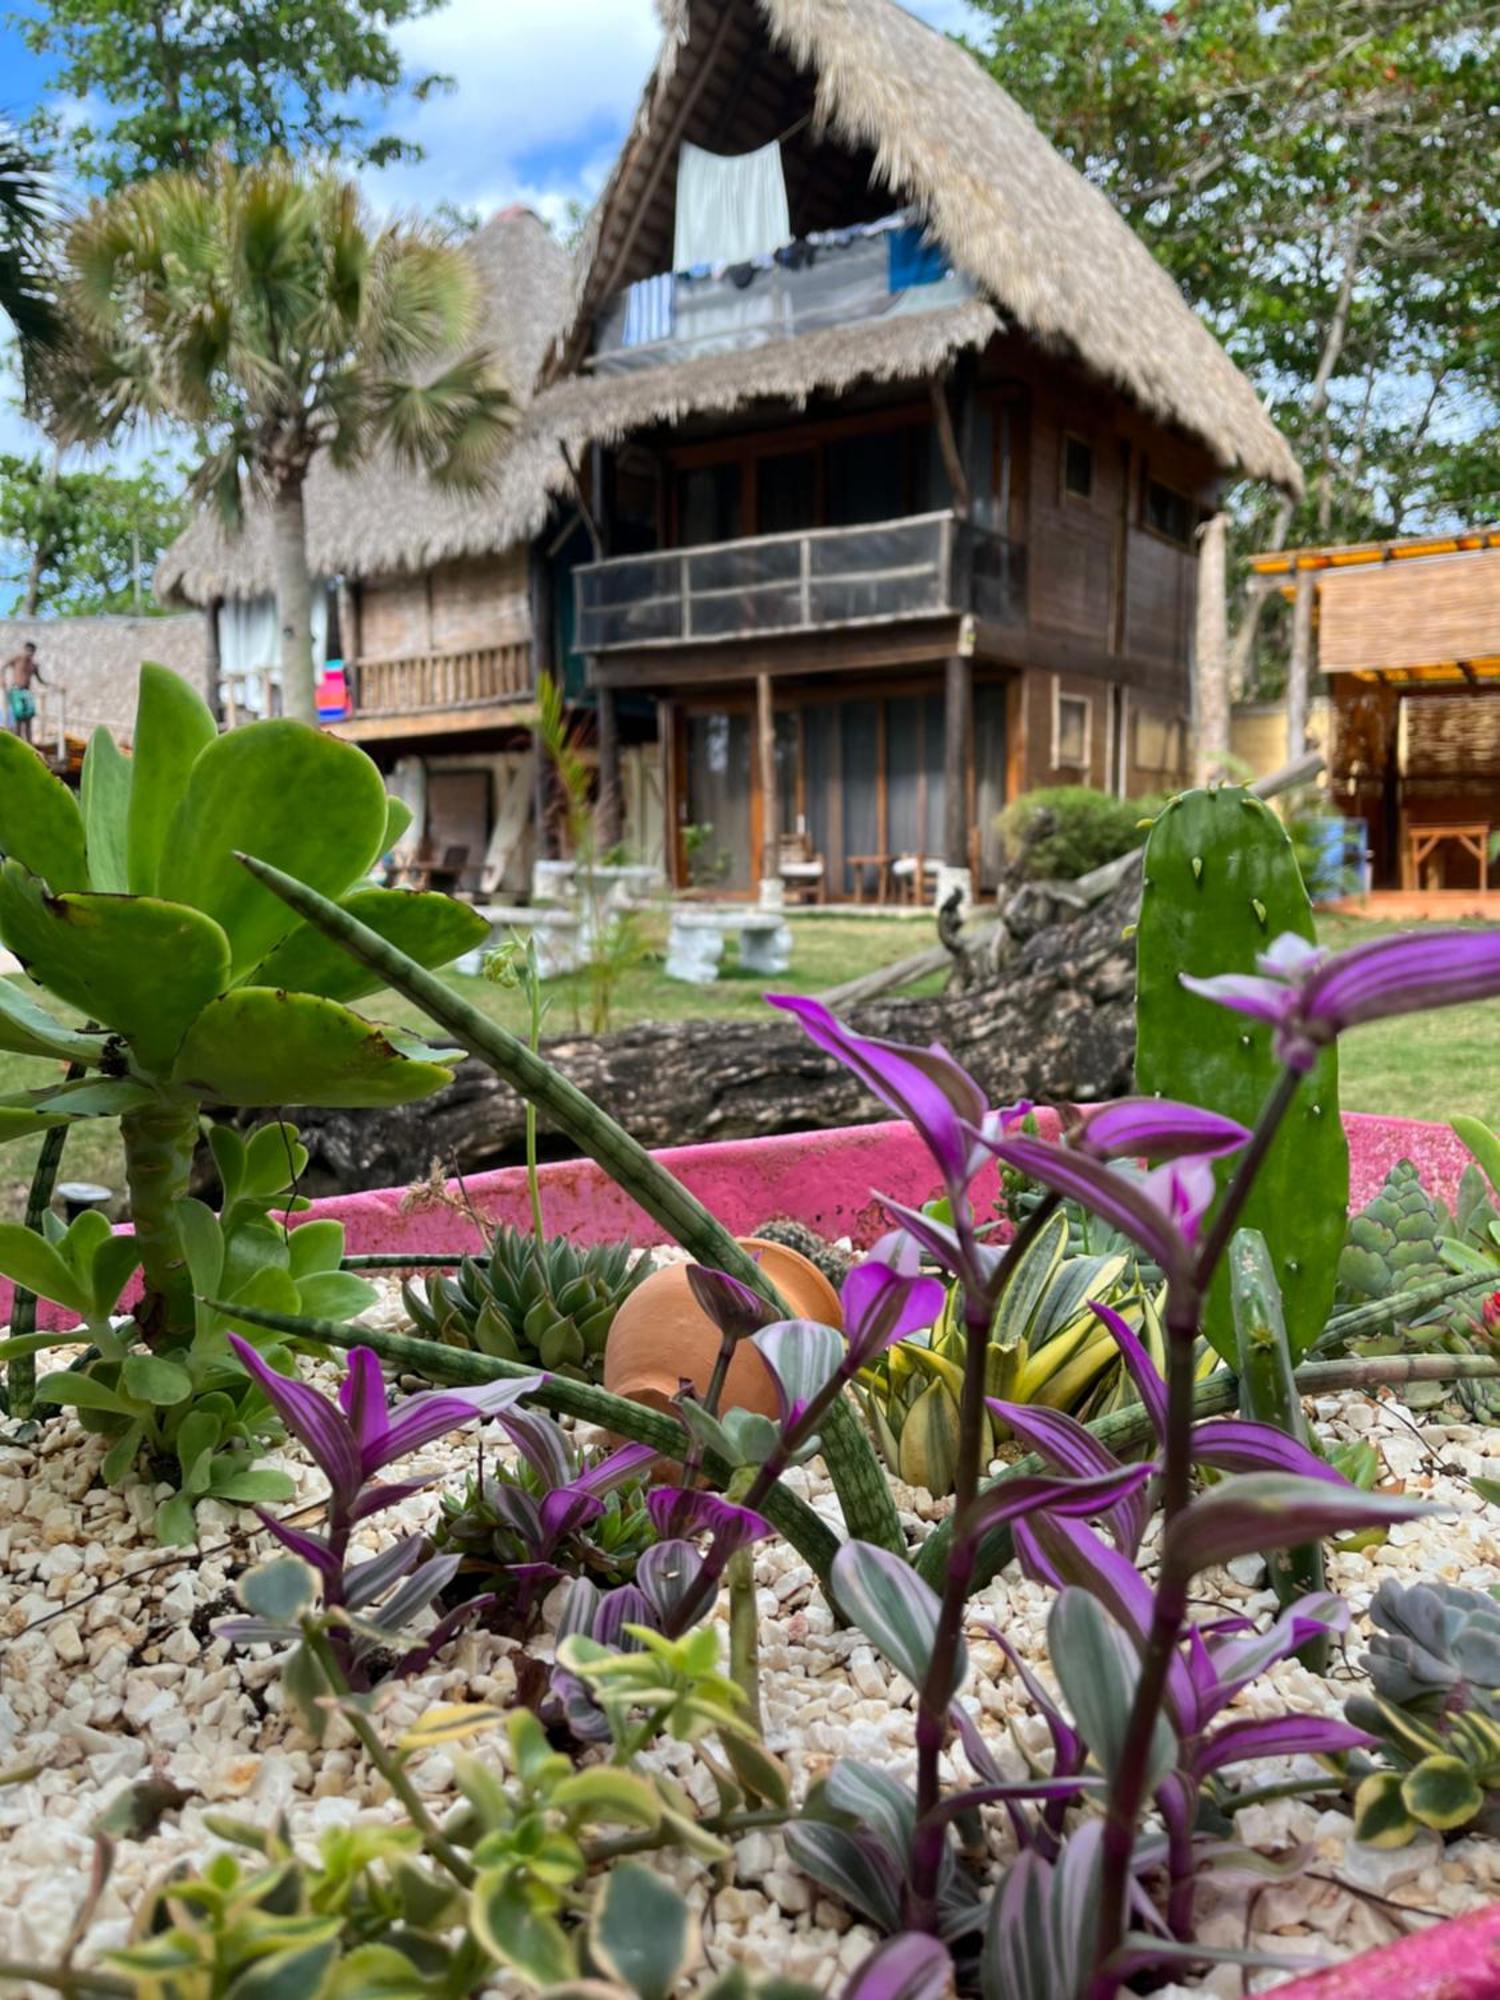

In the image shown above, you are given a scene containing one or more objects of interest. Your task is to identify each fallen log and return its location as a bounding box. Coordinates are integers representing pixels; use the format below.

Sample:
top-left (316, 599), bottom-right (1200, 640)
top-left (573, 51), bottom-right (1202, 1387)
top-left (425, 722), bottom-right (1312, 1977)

top-left (292, 878), bottom-right (1139, 1194)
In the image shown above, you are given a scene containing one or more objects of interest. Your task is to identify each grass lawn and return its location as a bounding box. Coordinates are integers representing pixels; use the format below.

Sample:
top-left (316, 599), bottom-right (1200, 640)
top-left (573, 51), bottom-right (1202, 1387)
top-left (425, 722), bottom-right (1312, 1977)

top-left (3, 907), bottom-right (1495, 1219)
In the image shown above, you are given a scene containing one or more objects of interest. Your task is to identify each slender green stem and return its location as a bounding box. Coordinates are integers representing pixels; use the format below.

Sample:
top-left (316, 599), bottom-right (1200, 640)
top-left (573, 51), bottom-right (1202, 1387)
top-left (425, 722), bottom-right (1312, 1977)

top-left (584, 1807), bottom-right (789, 1863)
top-left (301, 1626), bottom-right (475, 1888)
top-left (1218, 1774), bottom-right (1343, 1814)
top-left (233, 848), bottom-right (904, 1555)
top-left (0, 1962), bottom-right (130, 1997)
top-left (6, 1100), bottom-right (73, 1418)
top-left (120, 1101), bottom-right (200, 1346)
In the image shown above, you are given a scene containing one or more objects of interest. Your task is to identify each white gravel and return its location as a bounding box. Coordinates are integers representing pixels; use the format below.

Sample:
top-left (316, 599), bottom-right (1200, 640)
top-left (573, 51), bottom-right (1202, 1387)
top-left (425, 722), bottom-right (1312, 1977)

top-left (3, 1317), bottom-right (1499, 1995)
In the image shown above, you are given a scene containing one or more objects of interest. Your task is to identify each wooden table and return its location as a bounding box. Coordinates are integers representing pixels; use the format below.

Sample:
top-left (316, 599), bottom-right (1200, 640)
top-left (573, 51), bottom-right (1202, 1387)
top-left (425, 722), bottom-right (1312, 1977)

top-left (847, 854), bottom-right (894, 904)
top-left (1404, 823), bottom-right (1491, 892)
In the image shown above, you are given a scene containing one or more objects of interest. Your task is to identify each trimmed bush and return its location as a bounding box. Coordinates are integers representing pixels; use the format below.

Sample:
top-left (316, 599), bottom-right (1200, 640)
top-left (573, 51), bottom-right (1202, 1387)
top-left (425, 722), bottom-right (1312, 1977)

top-left (997, 785), bottom-right (1166, 881)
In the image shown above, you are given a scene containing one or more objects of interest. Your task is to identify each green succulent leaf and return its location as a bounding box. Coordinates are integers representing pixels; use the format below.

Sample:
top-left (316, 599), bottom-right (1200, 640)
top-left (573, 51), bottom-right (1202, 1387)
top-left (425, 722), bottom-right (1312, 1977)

top-left (173, 988), bottom-right (454, 1108)
top-left (155, 1492), bottom-right (199, 1547)
top-left (0, 1221), bottom-right (94, 1314)
top-left (3, 1076), bottom-right (159, 1120)
top-left (252, 888), bottom-right (490, 1004)
top-left (158, 721), bottom-right (387, 977)
top-left (588, 1861), bottom-right (697, 2000)
top-left (0, 862), bottom-right (232, 1073)
top-left (383, 796), bottom-right (414, 850)
top-left (0, 975), bottom-right (105, 1065)
top-left (80, 726), bottom-right (133, 895)
top-left (240, 1557), bottom-right (316, 1624)
top-left (1353, 1770), bottom-right (1417, 1847)
top-left (0, 730), bottom-right (90, 890)
top-left (222, 1935), bottom-right (341, 1999)
top-left (126, 663), bottom-right (219, 895)
top-left (36, 1367), bottom-right (137, 1415)
top-left (1402, 1754), bottom-right (1485, 1831)
top-left (121, 1353), bottom-right (194, 1405)
top-left (469, 1869), bottom-right (575, 1985)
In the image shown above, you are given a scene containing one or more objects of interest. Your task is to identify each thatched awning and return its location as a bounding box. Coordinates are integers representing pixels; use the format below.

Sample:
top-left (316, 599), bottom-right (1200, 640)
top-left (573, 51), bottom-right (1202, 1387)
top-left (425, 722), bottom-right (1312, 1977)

top-left (159, 296), bottom-right (1000, 602)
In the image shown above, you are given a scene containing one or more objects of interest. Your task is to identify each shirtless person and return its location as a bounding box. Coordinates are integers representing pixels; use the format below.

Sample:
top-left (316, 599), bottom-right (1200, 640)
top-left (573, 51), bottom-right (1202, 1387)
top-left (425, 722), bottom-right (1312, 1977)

top-left (5, 640), bottom-right (44, 743)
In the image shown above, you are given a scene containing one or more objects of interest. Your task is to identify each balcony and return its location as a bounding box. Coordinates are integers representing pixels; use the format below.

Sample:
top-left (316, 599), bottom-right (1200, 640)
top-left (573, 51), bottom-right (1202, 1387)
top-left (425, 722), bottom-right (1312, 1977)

top-left (575, 513), bottom-right (1025, 655)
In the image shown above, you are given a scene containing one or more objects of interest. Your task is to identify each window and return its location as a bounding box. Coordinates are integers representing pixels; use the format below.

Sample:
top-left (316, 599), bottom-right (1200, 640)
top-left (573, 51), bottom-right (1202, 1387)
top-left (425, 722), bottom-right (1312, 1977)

top-left (1134, 709), bottom-right (1184, 776)
top-left (1053, 682), bottom-right (1091, 770)
top-left (1144, 478), bottom-right (1194, 547)
top-left (1062, 434), bottom-right (1094, 502)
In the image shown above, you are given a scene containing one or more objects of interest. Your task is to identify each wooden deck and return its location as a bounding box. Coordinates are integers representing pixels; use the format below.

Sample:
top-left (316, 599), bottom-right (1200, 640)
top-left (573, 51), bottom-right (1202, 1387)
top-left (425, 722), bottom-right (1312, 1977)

top-left (1325, 890), bottom-right (1500, 922)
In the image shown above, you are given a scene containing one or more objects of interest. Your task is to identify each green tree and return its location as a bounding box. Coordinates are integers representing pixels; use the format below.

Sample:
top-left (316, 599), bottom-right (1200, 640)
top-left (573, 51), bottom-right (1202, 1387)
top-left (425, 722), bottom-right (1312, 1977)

top-left (14, 0), bottom-right (451, 189)
top-left (0, 454), bottom-right (187, 615)
top-left (0, 122), bottom-right (59, 388)
top-left (966, 0), bottom-right (1500, 682)
top-left (48, 157), bottom-right (515, 720)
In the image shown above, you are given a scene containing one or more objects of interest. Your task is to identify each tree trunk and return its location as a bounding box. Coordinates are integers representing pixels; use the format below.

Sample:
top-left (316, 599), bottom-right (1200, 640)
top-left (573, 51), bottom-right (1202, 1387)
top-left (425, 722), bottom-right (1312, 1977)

top-left (272, 474), bottom-right (317, 725)
top-left (1194, 512), bottom-right (1231, 785)
top-left (284, 880), bottom-right (1140, 1196)
top-left (1287, 567), bottom-right (1314, 758)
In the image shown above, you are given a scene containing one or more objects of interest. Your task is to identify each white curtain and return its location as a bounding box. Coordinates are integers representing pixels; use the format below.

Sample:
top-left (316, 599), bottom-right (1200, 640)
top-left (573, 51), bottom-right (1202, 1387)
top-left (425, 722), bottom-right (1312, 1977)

top-left (386, 755), bottom-right (427, 861)
top-left (216, 592), bottom-right (329, 714)
top-left (673, 140), bottom-right (790, 269)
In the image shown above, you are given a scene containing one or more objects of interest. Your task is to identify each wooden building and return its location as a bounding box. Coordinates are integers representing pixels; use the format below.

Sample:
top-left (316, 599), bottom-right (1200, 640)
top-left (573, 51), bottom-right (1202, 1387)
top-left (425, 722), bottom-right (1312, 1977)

top-left (514, 0), bottom-right (1299, 898)
top-left (1249, 530), bottom-right (1500, 894)
top-left (160, 0), bottom-right (1301, 904)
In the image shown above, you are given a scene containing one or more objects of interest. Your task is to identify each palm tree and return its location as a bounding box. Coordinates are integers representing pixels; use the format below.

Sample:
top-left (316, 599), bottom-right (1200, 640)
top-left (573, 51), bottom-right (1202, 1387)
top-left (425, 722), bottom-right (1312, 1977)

top-left (49, 156), bottom-right (514, 720)
top-left (0, 124), bottom-right (59, 390)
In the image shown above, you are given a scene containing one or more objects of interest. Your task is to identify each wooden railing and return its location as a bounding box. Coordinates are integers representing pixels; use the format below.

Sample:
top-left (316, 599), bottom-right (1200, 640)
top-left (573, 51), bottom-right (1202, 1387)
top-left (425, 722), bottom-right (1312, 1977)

top-left (575, 513), bottom-right (1026, 653)
top-left (349, 640), bottom-right (533, 717)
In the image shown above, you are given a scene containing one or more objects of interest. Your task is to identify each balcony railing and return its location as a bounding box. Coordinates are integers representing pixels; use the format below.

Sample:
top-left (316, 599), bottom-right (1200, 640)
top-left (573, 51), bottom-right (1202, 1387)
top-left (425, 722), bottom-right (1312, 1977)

top-left (350, 640), bottom-right (533, 717)
top-left (575, 513), bottom-right (1025, 654)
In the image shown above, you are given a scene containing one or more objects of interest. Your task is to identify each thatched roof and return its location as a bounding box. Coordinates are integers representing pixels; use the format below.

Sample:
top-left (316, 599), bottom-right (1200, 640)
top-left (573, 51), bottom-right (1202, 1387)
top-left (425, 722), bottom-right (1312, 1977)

top-left (157, 206), bottom-right (573, 604)
top-left (557, 0), bottom-right (1299, 493)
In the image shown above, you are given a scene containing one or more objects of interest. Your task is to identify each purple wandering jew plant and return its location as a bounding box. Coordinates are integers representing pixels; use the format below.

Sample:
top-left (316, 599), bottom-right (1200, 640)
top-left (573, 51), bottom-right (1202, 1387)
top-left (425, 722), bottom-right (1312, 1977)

top-left (218, 1337), bottom-right (542, 1695)
top-left (768, 931), bottom-right (1484, 1995)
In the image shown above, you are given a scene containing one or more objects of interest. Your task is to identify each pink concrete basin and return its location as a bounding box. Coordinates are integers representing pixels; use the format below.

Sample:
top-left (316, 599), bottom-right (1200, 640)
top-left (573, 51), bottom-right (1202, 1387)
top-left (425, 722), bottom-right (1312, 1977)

top-left (1269, 1897), bottom-right (1500, 1998)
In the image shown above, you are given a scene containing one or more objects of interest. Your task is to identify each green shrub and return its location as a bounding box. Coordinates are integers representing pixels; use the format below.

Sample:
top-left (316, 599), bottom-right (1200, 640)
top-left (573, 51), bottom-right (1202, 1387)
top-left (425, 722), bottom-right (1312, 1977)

top-left (996, 786), bottom-right (1165, 881)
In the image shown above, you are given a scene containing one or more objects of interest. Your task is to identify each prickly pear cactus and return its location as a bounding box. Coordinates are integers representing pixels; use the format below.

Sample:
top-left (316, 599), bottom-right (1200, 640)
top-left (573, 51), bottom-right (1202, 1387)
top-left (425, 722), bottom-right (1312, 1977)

top-left (1136, 787), bottom-right (1348, 1361)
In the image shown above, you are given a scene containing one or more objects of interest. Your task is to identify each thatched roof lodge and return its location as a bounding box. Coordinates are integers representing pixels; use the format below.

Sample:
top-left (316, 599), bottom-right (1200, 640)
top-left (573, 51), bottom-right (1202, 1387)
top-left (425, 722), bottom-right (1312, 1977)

top-left (159, 0), bottom-right (1299, 901)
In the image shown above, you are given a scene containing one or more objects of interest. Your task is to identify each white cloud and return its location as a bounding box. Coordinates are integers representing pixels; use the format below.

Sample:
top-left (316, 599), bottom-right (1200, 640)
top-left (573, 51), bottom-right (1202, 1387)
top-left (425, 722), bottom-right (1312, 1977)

top-left (368, 0), bottom-right (979, 220)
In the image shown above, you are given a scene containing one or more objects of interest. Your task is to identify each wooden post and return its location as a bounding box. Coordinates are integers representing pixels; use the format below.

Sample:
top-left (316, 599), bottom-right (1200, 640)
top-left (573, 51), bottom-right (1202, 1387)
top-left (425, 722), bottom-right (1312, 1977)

top-left (205, 596), bottom-right (224, 725)
top-left (596, 677), bottom-right (623, 854)
top-left (930, 374), bottom-right (972, 521)
top-left (1193, 511), bottom-right (1230, 786)
top-left (944, 654), bottom-right (972, 866)
top-left (757, 671), bottom-right (779, 891)
top-left (1288, 564), bottom-right (1313, 757)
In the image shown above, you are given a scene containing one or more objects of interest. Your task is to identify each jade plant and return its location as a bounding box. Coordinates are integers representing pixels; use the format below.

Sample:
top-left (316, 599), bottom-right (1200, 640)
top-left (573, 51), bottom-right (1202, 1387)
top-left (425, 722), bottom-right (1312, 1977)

top-left (0, 668), bottom-right (487, 1359)
top-left (1347, 1579), bottom-right (1500, 1846)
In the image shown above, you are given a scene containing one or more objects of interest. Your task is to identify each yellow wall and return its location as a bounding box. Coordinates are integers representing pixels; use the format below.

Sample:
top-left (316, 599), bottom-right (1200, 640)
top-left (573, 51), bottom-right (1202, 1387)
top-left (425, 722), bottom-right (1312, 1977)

top-left (1230, 699), bottom-right (1332, 785)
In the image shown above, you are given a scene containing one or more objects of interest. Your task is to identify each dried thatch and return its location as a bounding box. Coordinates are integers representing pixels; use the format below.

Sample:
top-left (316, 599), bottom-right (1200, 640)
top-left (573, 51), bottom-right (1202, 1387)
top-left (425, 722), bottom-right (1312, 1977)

top-left (562, 0), bottom-right (1299, 492)
top-left (156, 207), bottom-right (573, 605)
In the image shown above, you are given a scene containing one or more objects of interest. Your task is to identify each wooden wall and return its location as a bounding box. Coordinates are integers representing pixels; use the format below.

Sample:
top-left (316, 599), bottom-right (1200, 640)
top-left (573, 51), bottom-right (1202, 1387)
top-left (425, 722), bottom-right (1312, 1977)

top-left (358, 549), bottom-right (532, 660)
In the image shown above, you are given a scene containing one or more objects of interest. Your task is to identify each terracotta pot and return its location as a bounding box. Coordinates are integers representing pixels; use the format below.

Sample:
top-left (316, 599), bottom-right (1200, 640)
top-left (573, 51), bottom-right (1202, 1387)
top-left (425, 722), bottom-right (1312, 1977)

top-left (603, 1237), bottom-right (843, 1420)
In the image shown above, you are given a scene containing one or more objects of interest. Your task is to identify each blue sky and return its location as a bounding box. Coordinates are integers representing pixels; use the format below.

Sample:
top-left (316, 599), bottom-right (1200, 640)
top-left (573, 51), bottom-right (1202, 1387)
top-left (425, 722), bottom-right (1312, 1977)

top-left (0, 0), bottom-right (978, 460)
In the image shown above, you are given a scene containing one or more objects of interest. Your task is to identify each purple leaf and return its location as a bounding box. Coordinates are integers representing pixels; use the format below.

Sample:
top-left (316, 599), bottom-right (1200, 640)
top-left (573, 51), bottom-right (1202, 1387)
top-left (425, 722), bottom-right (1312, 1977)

top-left (874, 1196), bottom-right (971, 1281)
top-left (686, 1264), bottom-right (779, 1341)
top-left (1196, 1713), bottom-right (1372, 1776)
top-left (646, 1486), bottom-right (770, 1555)
top-left (922, 1774), bottom-right (1104, 1830)
top-left (962, 1463), bottom-right (1153, 1549)
top-left (986, 1400), bottom-right (1147, 1557)
top-left (833, 1541), bottom-right (961, 1697)
top-left (493, 1405), bottom-right (575, 1488)
top-left (634, 1540), bottom-right (704, 1624)
top-left (252, 1507), bottom-right (341, 1582)
top-left (1188, 1418), bottom-right (1346, 1483)
top-left (214, 1617), bottom-right (299, 1646)
top-left (1163, 1475), bottom-right (1431, 1580)
top-left (769, 993), bottom-right (989, 1199)
top-left (228, 1335), bottom-right (361, 1507)
top-left (337, 1348), bottom-right (389, 1456)
top-left (842, 1235), bottom-right (946, 1368)
top-left (1080, 1098), bottom-right (1252, 1164)
top-left (344, 1536), bottom-right (425, 1610)
top-left (369, 1551), bottom-right (462, 1634)
top-left (977, 1138), bottom-right (1209, 1280)
top-left (350, 1476), bottom-right (431, 1522)
top-left (1200, 1593), bottom-right (1350, 1716)
top-left (592, 1581), bottom-right (653, 1648)
top-left (539, 1487), bottom-right (605, 1548)
top-left (367, 1373), bottom-right (540, 1476)
top-left (839, 1932), bottom-right (955, 2000)
top-left (572, 1441), bottom-right (656, 1498)
top-left (753, 1318), bottom-right (846, 1427)
top-left (1088, 1300), bottom-right (1168, 1440)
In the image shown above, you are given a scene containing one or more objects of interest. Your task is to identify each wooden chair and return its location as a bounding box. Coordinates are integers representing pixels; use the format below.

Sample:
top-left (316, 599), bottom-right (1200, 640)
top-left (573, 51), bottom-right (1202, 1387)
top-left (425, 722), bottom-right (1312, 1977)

top-left (778, 831), bottom-right (826, 905)
top-left (892, 853), bottom-right (941, 906)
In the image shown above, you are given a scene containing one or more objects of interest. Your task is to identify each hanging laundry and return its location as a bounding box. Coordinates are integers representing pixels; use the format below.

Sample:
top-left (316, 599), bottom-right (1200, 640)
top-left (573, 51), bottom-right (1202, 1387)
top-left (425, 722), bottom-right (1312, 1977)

top-left (673, 140), bottom-right (791, 269)
top-left (888, 223), bottom-right (951, 292)
top-left (622, 271), bottom-right (675, 347)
